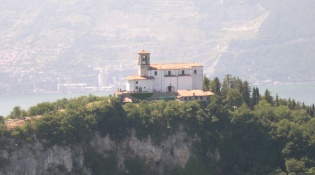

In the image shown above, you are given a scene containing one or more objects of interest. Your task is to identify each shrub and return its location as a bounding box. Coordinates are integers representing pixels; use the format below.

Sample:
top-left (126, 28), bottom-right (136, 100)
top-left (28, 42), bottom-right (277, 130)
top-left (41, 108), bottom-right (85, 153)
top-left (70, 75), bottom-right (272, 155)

top-left (125, 157), bottom-right (147, 175)
top-left (130, 93), bottom-right (153, 100)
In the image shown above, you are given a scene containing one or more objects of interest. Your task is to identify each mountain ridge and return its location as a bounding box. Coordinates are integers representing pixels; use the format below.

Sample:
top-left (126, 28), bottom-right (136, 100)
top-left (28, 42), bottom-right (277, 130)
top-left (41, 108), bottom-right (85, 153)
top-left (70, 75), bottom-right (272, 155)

top-left (0, 0), bottom-right (314, 94)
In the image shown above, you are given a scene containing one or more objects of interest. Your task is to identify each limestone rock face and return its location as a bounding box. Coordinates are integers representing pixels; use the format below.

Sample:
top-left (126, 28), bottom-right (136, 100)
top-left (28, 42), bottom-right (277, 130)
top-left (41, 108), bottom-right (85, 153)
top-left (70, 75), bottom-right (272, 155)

top-left (0, 139), bottom-right (89, 175)
top-left (0, 129), bottom-right (204, 174)
top-left (90, 129), bottom-right (197, 173)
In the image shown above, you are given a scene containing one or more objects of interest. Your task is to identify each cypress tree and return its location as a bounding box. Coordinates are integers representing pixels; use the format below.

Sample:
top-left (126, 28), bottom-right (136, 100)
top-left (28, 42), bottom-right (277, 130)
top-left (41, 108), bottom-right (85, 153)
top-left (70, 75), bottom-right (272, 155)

top-left (203, 75), bottom-right (211, 91)
top-left (210, 77), bottom-right (221, 96)
top-left (251, 87), bottom-right (258, 108)
top-left (221, 74), bottom-right (232, 99)
top-left (241, 81), bottom-right (251, 107)
top-left (275, 94), bottom-right (279, 107)
top-left (264, 89), bottom-right (274, 106)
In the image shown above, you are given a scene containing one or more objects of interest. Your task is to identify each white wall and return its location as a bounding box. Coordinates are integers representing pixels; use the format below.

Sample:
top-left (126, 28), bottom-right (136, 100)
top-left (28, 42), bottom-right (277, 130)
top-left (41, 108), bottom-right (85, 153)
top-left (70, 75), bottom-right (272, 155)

top-left (126, 81), bottom-right (131, 91)
top-left (151, 70), bottom-right (181, 92)
top-left (148, 68), bottom-right (199, 92)
top-left (192, 66), bottom-right (203, 90)
top-left (178, 76), bottom-right (192, 90)
top-left (142, 66), bottom-right (203, 92)
top-left (127, 79), bottom-right (153, 92)
top-left (162, 76), bottom-right (178, 92)
top-left (150, 70), bottom-right (163, 92)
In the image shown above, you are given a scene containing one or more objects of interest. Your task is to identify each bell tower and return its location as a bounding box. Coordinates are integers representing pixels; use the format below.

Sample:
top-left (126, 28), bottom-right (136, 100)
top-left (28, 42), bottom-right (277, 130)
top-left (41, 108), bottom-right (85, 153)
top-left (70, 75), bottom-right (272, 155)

top-left (138, 50), bottom-right (150, 76)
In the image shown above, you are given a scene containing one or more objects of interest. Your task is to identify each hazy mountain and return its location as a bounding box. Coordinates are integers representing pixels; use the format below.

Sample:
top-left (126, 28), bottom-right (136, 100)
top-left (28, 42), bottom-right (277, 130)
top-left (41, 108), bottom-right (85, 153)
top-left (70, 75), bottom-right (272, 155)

top-left (0, 0), bottom-right (314, 87)
top-left (213, 1), bottom-right (315, 83)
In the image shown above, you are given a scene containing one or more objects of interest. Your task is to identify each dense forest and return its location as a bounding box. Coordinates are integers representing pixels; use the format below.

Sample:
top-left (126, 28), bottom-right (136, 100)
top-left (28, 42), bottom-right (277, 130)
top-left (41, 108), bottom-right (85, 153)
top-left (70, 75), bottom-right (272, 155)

top-left (1, 75), bottom-right (315, 175)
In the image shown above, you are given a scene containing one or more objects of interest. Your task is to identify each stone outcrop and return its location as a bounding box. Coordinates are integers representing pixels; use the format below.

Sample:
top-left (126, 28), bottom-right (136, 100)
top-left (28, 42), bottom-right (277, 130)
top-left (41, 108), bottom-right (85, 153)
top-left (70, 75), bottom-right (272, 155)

top-left (0, 128), bottom-right (207, 175)
top-left (0, 138), bottom-right (88, 175)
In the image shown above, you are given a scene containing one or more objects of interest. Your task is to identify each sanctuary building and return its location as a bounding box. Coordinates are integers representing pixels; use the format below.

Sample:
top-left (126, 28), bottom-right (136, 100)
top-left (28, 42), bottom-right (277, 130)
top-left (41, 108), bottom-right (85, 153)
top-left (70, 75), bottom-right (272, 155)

top-left (126, 50), bottom-right (204, 93)
top-left (117, 50), bottom-right (213, 102)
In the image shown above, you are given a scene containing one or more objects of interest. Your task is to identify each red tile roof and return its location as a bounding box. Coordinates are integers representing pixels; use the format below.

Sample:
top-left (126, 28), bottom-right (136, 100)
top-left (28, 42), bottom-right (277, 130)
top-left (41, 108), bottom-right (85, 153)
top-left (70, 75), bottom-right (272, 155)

top-left (149, 63), bottom-right (203, 70)
top-left (138, 50), bottom-right (151, 54)
top-left (126, 75), bottom-right (155, 80)
top-left (177, 90), bottom-right (214, 97)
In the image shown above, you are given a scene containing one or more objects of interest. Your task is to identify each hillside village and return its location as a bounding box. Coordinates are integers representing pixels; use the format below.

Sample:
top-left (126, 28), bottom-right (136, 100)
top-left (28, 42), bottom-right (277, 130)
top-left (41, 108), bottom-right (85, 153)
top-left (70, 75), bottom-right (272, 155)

top-left (0, 36), bottom-right (135, 95)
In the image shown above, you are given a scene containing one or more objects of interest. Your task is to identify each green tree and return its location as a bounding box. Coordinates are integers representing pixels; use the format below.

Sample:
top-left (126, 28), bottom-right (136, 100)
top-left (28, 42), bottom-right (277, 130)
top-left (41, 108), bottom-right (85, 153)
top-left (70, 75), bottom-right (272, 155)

top-left (203, 75), bottom-right (211, 91)
top-left (274, 105), bottom-right (291, 120)
top-left (285, 158), bottom-right (306, 174)
top-left (8, 106), bottom-right (27, 119)
top-left (251, 87), bottom-right (260, 108)
top-left (28, 102), bottom-right (55, 116)
top-left (241, 81), bottom-right (251, 107)
top-left (271, 119), bottom-right (305, 159)
top-left (209, 77), bottom-right (221, 95)
top-left (275, 94), bottom-right (280, 107)
top-left (264, 89), bottom-right (274, 106)
top-left (221, 74), bottom-right (232, 99)
top-left (0, 116), bottom-right (4, 124)
top-left (221, 103), bottom-right (276, 175)
top-left (291, 99), bottom-right (296, 110)
top-left (183, 157), bottom-right (207, 175)
top-left (225, 89), bottom-right (243, 109)
top-left (312, 104), bottom-right (315, 117)
top-left (254, 100), bottom-right (276, 125)
top-left (125, 157), bottom-right (147, 175)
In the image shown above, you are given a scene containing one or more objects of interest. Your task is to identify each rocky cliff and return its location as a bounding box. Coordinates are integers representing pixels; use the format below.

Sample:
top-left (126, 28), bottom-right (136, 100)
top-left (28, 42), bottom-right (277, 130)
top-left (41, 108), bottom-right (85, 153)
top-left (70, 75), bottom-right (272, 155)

top-left (0, 128), bottom-right (212, 175)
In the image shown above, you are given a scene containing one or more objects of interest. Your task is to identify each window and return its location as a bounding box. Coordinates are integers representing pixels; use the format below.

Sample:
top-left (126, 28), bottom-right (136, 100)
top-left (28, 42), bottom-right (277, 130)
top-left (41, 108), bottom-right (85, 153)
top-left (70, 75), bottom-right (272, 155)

top-left (184, 97), bottom-right (187, 100)
top-left (168, 71), bottom-right (171, 76)
top-left (194, 70), bottom-right (197, 74)
top-left (135, 86), bottom-right (138, 89)
top-left (195, 96), bottom-right (198, 100)
top-left (188, 97), bottom-right (191, 100)
top-left (154, 71), bottom-right (157, 76)
top-left (182, 70), bottom-right (185, 75)
top-left (142, 56), bottom-right (147, 64)
top-left (136, 81), bottom-right (138, 84)
top-left (200, 96), bottom-right (203, 100)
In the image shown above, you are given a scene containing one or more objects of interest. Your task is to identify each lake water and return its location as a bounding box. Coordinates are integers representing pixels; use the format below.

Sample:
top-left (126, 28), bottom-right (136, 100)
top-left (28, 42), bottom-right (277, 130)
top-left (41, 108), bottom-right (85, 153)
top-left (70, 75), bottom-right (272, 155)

top-left (257, 82), bottom-right (315, 105)
top-left (0, 92), bottom-right (112, 117)
top-left (0, 83), bottom-right (314, 116)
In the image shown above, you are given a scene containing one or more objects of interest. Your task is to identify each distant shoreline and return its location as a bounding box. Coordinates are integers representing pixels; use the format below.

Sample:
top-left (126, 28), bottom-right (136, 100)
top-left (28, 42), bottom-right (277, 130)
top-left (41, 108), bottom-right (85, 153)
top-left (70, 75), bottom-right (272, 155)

top-left (0, 91), bottom-right (113, 117)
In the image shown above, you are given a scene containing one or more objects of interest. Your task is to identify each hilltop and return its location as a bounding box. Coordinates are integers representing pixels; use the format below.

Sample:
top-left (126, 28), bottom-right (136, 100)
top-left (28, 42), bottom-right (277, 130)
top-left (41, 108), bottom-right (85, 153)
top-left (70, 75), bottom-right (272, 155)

top-left (1, 76), bottom-right (315, 174)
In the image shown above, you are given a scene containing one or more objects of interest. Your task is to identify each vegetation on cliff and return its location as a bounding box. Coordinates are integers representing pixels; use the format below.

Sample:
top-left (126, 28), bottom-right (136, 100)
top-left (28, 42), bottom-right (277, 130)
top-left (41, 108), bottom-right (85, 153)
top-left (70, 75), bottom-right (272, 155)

top-left (1, 75), bottom-right (315, 174)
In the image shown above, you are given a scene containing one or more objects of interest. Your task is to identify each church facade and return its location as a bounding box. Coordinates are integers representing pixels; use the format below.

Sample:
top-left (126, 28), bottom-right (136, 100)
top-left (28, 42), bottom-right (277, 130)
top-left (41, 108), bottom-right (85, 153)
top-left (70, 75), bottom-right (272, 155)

top-left (126, 50), bottom-right (204, 93)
